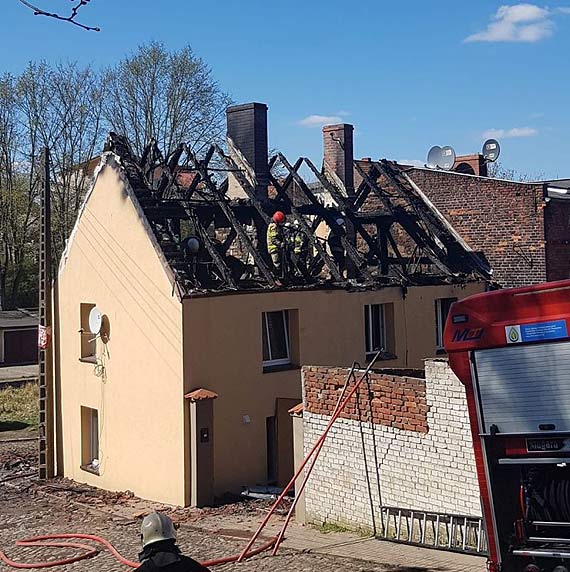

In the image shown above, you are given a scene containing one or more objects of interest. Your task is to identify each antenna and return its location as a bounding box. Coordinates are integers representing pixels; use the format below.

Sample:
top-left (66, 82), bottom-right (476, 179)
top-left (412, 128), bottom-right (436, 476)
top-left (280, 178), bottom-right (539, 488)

top-left (88, 307), bottom-right (102, 335)
top-left (439, 146), bottom-right (456, 170)
top-left (426, 145), bottom-right (456, 170)
top-left (426, 146), bottom-right (442, 169)
top-left (482, 139), bottom-right (501, 163)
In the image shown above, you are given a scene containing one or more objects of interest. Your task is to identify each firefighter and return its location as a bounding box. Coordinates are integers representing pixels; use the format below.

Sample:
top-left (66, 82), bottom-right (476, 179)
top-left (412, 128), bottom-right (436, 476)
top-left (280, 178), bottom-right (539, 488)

top-left (328, 217), bottom-right (346, 277)
top-left (290, 219), bottom-right (309, 273)
top-left (137, 512), bottom-right (209, 572)
top-left (267, 211), bottom-right (286, 276)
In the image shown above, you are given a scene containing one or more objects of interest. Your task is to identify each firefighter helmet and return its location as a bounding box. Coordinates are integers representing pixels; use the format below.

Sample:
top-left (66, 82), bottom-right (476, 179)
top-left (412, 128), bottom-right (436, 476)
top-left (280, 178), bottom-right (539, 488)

top-left (272, 211), bottom-right (285, 224)
top-left (141, 512), bottom-right (177, 547)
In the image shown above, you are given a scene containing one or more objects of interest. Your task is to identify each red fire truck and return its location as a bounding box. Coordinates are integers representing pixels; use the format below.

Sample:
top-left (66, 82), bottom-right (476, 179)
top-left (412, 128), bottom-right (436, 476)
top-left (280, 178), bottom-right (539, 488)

top-left (445, 280), bottom-right (570, 572)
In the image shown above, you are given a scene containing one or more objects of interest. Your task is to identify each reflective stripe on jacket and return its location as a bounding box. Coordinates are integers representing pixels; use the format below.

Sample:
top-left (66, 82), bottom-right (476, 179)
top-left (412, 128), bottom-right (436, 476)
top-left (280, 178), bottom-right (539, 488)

top-left (267, 222), bottom-right (283, 253)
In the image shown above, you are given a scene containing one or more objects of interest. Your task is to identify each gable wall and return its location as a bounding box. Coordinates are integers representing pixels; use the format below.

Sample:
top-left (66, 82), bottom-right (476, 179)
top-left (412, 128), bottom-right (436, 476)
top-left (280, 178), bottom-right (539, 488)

top-left (56, 162), bottom-right (186, 505)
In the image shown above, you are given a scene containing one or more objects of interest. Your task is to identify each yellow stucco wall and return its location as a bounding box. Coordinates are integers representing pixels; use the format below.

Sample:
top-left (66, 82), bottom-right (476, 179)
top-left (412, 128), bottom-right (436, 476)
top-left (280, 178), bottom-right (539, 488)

top-left (182, 281), bottom-right (483, 496)
top-left (56, 160), bottom-right (186, 505)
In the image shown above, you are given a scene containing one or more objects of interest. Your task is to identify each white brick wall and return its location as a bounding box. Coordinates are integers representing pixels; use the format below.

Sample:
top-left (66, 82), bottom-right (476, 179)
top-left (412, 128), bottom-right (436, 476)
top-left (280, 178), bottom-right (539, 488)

top-left (303, 359), bottom-right (481, 529)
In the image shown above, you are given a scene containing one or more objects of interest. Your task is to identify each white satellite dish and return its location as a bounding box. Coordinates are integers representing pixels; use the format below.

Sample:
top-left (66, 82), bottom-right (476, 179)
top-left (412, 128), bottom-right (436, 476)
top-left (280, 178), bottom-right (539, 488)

top-left (88, 307), bottom-right (102, 335)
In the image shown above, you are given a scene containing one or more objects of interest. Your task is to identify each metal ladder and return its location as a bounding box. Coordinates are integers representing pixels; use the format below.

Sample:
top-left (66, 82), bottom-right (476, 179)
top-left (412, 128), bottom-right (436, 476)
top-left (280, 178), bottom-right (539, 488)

top-left (378, 506), bottom-right (488, 555)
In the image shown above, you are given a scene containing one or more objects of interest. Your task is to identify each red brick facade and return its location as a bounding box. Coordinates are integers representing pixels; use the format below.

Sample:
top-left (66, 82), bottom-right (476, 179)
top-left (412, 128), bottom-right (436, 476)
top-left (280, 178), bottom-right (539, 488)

top-left (303, 366), bottom-right (429, 433)
top-left (408, 169), bottom-right (547, 288)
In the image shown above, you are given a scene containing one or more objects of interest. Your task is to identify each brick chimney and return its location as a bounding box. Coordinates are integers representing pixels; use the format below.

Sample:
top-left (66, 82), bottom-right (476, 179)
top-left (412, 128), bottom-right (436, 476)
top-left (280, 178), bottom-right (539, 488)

top-left (226, 103), bottom-right (269, 201)
top-left (323, 124), bottom-right (354, 195)
top-left (453, 154), bottom-right (488, 177)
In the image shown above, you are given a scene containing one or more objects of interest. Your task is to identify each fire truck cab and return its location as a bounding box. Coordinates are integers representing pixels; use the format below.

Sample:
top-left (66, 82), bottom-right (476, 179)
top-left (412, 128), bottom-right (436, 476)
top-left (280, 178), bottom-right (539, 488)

top-left (445, 280), bottom-right (570, 572)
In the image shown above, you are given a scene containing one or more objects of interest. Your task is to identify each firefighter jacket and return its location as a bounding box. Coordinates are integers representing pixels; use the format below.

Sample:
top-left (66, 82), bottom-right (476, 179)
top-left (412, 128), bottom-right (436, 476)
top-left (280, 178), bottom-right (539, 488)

top-left (290, 229), bottom-right (307, 255)
top-left (267, 222), bottom-right (284, 254)
top-left (137, 541), bottom-right (209, 572)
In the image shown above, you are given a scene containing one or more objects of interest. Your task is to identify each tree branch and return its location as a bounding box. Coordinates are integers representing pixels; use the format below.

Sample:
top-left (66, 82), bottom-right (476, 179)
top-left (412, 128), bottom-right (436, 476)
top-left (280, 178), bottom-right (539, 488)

top-left (17, 0), bottom-right (100, 31)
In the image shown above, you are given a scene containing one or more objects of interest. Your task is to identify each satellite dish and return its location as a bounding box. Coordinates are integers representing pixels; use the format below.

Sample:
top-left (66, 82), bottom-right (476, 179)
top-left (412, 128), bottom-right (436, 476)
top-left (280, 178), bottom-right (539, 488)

top-left (439, 146), bottom-right (456, 170)
top-left (88, 307), bottom-right (102, 335)
top-left (482, 139), bottom-right (501, 162)
top-left (427, 146), bottom-right (442, 169)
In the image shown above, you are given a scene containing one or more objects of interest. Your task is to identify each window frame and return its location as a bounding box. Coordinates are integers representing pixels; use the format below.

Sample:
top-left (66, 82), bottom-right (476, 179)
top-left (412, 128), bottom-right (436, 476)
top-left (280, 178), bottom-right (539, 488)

top-left (81, 406), bottom-right (100, 475)
top-left (364, 303), bottom-right (386, 359)
top-left (262, 310), bottom-right (291, 368)
top-left (79, 303), bottom-right (97, 362)
top-left (435, 297), bottom-right (458, 350)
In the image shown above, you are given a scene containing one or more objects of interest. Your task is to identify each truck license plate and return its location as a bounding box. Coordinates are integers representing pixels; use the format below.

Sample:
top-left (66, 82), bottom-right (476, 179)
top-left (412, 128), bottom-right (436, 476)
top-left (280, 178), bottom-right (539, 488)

top-left (526, 438), bottom-right (566, 452)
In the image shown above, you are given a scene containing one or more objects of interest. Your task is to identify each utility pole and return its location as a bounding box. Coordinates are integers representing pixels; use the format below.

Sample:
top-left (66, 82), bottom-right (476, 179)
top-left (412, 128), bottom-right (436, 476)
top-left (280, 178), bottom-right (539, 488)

top-left (38, 147), bottom-right (54, 479)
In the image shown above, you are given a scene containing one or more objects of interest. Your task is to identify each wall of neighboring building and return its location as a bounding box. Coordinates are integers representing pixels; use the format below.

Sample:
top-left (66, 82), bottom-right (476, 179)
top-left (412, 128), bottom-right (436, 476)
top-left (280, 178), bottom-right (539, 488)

top-left (56, 160), bottom-right (186, 506)
top-left (182, 282), bottom-right (483, 498)
top-left (544, 199), bottom-right (570, 281)
top-left (300, 360), bottom-right (480, 530)
top-left (408, 169), bottom-right (546, 288)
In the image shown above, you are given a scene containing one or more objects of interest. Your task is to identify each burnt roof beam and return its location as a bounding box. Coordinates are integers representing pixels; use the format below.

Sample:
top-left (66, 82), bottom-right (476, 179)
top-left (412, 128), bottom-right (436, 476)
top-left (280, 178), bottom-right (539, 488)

top-left (186, 148), bottom-right (277, 287)
top-left (354, 161), bottom-right (455, 277)
top-left (304, 157), bottom-right (387, 275)
top-left (273, 153), bottom-right (345, 282)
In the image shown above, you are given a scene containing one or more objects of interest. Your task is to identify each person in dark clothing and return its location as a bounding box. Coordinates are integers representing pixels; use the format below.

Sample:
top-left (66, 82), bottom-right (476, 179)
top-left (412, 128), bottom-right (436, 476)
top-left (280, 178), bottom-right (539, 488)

top-left (137, 512), bottom-right (209, 572)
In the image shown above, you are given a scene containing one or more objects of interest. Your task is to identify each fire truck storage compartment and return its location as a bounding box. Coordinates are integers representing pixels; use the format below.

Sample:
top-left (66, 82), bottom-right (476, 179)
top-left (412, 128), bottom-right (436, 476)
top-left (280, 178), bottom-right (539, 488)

top-left (473, 341), bottom-right (570, 435)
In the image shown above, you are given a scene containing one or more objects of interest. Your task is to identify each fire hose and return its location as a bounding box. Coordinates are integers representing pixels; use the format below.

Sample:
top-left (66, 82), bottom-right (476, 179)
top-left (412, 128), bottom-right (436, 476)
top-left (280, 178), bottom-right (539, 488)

top-left (0, 533), bottom-right (278, 570)
top-left (0, 355), bottom-right (379, 570)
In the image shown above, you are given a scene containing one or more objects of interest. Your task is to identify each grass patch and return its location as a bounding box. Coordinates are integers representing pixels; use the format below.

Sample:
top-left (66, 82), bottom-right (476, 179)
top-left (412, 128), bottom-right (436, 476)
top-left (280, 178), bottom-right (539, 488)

top-left (313, 522), bottom-right (352, 534)
top-left (0, 383), bottom-right (39, 431)
top-left (312, 521), bottom-right (372, 537)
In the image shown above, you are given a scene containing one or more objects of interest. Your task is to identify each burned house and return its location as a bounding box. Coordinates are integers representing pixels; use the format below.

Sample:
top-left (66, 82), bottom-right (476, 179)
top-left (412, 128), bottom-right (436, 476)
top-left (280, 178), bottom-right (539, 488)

top-left (54, 103), bottom-right (489, 506)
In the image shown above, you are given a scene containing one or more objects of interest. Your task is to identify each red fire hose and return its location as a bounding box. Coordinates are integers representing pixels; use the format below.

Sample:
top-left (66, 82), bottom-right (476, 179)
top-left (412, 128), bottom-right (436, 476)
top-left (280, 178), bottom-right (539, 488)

top-left (1, 358), bottom-right (378, 570)
top-left (0, 532), bottom-right (278, 570)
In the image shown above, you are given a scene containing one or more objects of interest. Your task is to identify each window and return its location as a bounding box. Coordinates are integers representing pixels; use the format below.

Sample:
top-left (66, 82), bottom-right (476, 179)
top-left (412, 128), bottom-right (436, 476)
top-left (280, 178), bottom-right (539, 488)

top-left (435, 297), bottom-right (458, 350)
top-left (81, 407), bottom-right (100, 474)
top-left (262, 310), bottom-right (290, 367)
top-left (365, 304), bottom-right (386, 359)
top-left (79, 303), bottom-right (96, 361)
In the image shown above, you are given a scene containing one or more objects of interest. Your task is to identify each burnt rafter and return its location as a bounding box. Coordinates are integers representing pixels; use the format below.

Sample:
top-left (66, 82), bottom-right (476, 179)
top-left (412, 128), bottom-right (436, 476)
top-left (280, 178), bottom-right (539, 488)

top-left (105, 132), bottom-right (489, 297)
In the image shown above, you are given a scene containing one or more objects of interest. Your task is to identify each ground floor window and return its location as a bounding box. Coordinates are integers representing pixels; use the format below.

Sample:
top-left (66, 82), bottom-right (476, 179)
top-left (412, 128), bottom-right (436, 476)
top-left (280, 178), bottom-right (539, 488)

top-left (435, 297), bottom-right (458, 350)
top-left (81, 406), bottom-right (100, 474)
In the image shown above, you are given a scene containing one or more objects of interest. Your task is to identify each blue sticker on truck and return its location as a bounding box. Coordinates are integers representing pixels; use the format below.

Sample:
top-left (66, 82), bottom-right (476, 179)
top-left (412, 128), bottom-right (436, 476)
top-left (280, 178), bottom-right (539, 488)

top-left (505, 320), bottom-right (568, 344)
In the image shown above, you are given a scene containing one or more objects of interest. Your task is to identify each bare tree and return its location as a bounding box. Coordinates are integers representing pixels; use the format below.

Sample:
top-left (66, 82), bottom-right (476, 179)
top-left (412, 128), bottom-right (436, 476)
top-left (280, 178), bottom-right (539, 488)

top-left (17, 61), bottom-right (106, 267)
top-left (104, 42), bottom-right (232, 158)
top-left (488, 161), bottom-right (545, 183)
top-left (17, 0), bottom-right (100, 31)
top-left (0, 73), bottom-right (40, 309)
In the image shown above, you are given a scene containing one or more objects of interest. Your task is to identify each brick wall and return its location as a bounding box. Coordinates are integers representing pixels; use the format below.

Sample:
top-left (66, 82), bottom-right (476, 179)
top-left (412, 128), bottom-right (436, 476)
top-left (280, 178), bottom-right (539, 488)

top-left (407, 169), bottom-right (546, 288)
top-left (545, 199), bottom-right (570, 281)
top-left (304, 366), bottom-right (429, 432)
top-left (301, 359), bottom-right (480, 530)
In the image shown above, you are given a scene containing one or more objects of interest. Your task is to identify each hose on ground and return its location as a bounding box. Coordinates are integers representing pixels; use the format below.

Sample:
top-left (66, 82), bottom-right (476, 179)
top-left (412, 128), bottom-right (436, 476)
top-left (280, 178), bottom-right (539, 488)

top-left (0, 532), bottom-right (278, 570)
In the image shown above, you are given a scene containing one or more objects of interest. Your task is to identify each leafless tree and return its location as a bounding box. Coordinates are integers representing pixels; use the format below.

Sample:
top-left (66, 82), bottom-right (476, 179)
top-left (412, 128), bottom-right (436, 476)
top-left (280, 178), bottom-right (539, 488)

top-left (488, 161), bottom-right (545, 183)
top-left (104, 42), bottom-right (232, 158)
top-left (17, 0), bottom-right (100, 31)
top-left (17, 62), bottom-right (107, 266)
top-left (0, 73), bottom-right (40, 309)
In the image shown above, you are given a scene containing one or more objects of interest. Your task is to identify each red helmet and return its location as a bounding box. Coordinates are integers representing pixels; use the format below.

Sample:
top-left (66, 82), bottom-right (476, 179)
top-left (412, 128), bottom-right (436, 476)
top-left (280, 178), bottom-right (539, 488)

top-left (272, 211), bottom-right (285, 224)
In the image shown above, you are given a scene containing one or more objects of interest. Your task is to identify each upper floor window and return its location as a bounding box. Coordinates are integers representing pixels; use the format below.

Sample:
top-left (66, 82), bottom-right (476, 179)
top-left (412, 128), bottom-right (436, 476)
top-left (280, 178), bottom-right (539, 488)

top-left (435, 297), bottom-right (457, 350)
top-left (364, 304), bottom-right (386, 359)
top-left (262, 310), bottom-right (290, 367)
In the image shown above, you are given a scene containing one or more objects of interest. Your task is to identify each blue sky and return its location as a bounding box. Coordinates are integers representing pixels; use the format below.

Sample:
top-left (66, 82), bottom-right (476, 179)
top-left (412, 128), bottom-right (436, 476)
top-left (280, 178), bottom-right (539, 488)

top-left (1, 1), bottom-right (569, 178)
